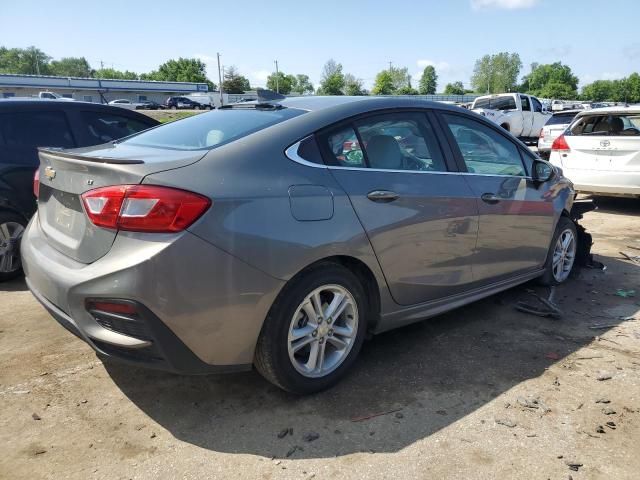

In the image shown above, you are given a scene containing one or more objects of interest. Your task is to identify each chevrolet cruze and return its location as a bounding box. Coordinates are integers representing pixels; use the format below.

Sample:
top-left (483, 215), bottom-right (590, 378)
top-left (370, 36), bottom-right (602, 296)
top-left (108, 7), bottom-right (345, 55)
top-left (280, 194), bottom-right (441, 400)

top-left (22, 97), bottom-right (577, 394)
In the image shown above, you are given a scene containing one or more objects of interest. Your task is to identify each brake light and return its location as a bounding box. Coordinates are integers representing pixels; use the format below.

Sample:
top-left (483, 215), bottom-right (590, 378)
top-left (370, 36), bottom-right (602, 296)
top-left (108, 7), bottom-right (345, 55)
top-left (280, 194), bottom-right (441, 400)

top-left (551, 134), bottom-right (570, 151)
top-left (81, 185), bottom-right (211, 232)
top-left (33, 169), bottom-right (40, 198)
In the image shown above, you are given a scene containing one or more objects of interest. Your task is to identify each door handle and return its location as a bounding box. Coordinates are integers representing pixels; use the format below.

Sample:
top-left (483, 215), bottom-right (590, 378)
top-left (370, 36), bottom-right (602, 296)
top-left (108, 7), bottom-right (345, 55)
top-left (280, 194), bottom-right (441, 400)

top-left (481, 193), bottom-right (500, 204)
top-left (367, 190), bottom-right (399, 203)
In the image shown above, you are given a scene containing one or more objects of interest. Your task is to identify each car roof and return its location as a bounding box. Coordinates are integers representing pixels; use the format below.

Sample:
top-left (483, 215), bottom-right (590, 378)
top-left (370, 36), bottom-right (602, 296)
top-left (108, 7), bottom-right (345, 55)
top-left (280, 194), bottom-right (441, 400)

top-left (576, 105), bottom-right (640, 116)
top-left (0, 98), bottom-right (160, 124)
top-left (552, 109), bottom-right (581, 115)
top-left (273, 95), bottom-right (464, 113)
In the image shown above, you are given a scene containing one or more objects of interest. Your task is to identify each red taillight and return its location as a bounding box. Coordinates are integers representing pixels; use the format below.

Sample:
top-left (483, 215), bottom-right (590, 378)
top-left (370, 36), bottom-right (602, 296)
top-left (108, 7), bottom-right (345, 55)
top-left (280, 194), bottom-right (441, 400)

top-left (551, 134), bottom-right (570, 151)
top-left (33, 169), bottom-right (40, 198)
top-left (81, 185), bottom-right (211, 232)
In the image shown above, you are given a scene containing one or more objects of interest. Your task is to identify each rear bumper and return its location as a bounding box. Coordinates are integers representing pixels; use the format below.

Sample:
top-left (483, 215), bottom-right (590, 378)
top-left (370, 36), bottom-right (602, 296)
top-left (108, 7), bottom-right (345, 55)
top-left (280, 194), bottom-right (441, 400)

top-left (21, 214), bottom-right (285, 373)
top-left (561, 169), bottom-right (640, 196)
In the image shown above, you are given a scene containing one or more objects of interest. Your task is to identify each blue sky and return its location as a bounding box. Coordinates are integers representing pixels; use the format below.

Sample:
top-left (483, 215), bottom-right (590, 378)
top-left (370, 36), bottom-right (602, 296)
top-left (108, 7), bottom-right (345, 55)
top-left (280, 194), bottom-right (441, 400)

top-left (1, 0), bottom-right (639, 91)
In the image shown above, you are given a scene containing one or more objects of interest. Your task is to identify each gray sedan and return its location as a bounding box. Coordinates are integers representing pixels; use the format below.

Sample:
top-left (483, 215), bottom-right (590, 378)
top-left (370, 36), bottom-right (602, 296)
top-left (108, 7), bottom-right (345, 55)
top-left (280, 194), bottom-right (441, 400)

top-left (22, 97), bottom-right (577, 394)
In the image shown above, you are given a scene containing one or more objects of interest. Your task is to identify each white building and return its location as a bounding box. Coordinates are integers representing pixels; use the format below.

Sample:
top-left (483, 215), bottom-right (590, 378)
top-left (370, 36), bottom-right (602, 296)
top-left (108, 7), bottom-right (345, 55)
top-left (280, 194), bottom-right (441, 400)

top-left (0, 73), bottom-right (209, 104)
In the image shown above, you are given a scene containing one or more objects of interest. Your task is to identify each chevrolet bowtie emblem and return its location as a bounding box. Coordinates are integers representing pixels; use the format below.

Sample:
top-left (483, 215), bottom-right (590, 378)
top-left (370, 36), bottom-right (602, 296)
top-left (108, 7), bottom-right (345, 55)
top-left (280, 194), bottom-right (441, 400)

top-left (44, 166), bottom-right (56, 180)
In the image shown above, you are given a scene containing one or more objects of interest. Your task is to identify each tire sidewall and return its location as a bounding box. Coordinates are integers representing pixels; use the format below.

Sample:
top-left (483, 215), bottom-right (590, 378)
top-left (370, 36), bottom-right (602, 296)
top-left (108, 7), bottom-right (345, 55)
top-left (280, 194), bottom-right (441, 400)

top-left (262, 264), bottom-right (368, 394)
top-left (540, 216), bottom-right (577, 285)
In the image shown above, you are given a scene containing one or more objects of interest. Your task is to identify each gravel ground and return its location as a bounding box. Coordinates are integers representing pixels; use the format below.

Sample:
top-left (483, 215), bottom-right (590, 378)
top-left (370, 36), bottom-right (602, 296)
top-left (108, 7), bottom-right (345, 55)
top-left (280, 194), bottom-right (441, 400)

top-left (1, 197), bottom-right (639, 480)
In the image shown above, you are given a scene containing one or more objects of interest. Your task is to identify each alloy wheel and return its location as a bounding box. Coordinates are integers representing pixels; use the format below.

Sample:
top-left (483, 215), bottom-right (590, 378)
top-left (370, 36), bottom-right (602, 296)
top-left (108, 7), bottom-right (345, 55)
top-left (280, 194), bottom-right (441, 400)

top-left (287, 284), bottom-right (359, 378)
top-left (552, 228), bottom-right (576, 283)
top-left (0, 221), bottom-right (25, 273)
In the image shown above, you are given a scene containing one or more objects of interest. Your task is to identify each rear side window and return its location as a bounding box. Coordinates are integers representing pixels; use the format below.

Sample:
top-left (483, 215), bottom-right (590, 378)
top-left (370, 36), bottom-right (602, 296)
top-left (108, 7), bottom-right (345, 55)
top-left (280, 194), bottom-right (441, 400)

top-left (124, 108), bottom-right (305, 151)
top-left (569, 114), bottom-right (640, 136)
top-left (532, 97), bottom-right (543, 113)
top-left (546, 113), bottom-right (577, 126)
top-left (443, 114), bottom-right (526, 176)
top-left (520, 95), bottom-right (531, 112)
top-left (81, 111), bottom-right (153, 143)
top-left (0, 111), bottom-right (75, 148)
top-left (473, 96), bottom-right (517, 111)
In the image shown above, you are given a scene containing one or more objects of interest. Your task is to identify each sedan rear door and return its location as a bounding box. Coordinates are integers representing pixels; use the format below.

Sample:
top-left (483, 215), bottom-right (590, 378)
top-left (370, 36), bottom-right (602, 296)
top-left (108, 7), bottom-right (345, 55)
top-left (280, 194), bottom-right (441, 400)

top-left (318, 110), bottom-right (479, 306)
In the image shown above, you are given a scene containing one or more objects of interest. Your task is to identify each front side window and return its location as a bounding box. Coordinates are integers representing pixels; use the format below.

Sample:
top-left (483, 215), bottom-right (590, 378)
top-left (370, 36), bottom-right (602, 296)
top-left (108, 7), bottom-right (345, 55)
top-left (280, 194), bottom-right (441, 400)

top-left (322, 112), bottom-right (446, 172)
top-left (124, 107), bottom-right (305, 152)
top-left (443, 114), bottom-right (526, 176)
top-left (0, 111), bottom-right (75, 149)
top-left (81, 111), bottom-right (154, 143)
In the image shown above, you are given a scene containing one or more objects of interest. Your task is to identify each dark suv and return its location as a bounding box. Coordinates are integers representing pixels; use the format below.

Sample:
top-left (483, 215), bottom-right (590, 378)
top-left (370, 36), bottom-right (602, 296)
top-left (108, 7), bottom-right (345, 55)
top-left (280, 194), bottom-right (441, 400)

top-left (165, 96), bottom-right (202, 110)
top-left (0, 99), bottom-right (159, 281)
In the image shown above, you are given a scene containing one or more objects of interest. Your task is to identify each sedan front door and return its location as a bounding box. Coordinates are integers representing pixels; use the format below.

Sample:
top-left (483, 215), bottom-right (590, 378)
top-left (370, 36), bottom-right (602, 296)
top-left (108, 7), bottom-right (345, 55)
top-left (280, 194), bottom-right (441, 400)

top-left (318, 111), bottom-right (479, 306)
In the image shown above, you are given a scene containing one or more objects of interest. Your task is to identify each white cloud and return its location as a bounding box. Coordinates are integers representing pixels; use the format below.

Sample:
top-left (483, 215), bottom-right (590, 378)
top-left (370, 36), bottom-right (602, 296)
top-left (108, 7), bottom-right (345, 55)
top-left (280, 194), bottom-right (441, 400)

top-left (471, 0), bottom-right (539, 10)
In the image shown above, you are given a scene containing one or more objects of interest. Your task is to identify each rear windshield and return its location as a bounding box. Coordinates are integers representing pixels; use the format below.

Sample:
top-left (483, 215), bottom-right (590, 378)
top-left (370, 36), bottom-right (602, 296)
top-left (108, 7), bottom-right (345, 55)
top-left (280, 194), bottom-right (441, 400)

top-left (123, 107), bottom-right (305, 150)
top-left (546, 113), bottom-right (578, 126)
top-left (569, 113), bottom-right (640, 136)
top-left (473, 96), bottom-right (517, 111)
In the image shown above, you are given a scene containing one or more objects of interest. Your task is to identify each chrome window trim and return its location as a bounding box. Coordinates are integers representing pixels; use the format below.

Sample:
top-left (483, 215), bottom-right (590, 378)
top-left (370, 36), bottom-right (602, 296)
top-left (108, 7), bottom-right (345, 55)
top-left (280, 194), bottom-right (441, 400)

top-left (284, 138), bottom-right (533, 179)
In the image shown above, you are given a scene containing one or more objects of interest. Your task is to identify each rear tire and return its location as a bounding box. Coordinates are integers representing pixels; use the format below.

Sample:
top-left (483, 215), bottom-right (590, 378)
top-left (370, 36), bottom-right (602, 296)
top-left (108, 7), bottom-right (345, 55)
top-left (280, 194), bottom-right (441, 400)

top-left (0, 212), bottom-right (27, 282)
top-left (254, 262), bottom-right (368, 394)
top-left (539, 216), bottom-right (577, 285)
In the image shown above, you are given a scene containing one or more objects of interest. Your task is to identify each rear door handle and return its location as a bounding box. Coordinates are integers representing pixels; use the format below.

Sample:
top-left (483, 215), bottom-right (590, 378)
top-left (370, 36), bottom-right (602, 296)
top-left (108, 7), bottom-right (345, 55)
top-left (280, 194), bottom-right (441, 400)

top-left (481, 193), bottom-right (500, 204)
top-left (367, 190), bottom-right (399, 203)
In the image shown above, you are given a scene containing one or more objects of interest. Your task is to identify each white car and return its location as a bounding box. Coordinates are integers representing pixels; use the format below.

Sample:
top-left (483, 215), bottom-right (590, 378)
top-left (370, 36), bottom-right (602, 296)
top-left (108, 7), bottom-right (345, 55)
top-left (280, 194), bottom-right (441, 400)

top-left (549, 106), bottom-right (640, 197)
top-left (108, 99), bottom-right (138, 110)
top-left (537, 110), bottom-right (580, 159)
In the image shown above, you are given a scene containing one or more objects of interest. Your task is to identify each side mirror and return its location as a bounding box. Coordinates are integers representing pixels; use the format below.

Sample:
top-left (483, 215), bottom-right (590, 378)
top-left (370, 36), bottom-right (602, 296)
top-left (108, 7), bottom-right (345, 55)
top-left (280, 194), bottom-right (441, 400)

top-left (533, 160), bottom-right (554, 182)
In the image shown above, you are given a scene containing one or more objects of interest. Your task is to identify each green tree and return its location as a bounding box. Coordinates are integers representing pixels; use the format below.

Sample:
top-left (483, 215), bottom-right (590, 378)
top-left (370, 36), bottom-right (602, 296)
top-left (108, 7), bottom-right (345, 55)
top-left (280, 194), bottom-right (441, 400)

top-left (389, 67), bottom-right (410, 92)
top-left (344, 73), bottom-right (366, 95)
top-left (266, 71), bottom-right (296, 94)
top-left (318, 59), bottom-right (345, 95)
top-left (581, 80), bottom-right (614, 102)
top-left (0, 46), bottom-right (51, 75)
top-left (142, 57), bottom-right (215, 89)
top-left (49, 57), bottom-right (93, 77)
top-left (471, 52), bottom-right (522, 93)
top-left (291, 74), bottom-right (314, 95)
top-left (443, 81), bottom-right (465, 95)
top-left (418, 65), bottom-right (437, 94)
top-left (397, 85), bottom-right (419, 95)
top-left (521, 62), bottom-right (578, 99)
top-left (221, 66), bottom-right (250, 93)
top-left (372, 69), bottom-right (395, 95)
top-left (94, 68), bottom-right (139, 80)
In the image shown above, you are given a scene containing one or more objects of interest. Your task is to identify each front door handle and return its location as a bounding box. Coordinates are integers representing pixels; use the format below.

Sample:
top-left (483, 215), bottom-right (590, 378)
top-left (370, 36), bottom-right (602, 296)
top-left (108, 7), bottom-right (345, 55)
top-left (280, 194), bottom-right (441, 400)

top-left (481, 193), bottom-right (500, 204)
top-left (367, 190), bottom-right (399, 203)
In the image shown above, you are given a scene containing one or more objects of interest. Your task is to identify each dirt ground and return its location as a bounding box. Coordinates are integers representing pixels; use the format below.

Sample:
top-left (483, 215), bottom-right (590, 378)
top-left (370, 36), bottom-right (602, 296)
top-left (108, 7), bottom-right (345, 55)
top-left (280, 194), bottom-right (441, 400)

top-left (1, 197), bottom-right (639, 480)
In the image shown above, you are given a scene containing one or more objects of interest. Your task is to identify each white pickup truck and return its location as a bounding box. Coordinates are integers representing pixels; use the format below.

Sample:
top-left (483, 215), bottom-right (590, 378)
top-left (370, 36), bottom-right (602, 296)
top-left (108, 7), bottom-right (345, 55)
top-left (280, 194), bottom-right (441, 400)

top-left (471, 93), bottom-right (550, 143)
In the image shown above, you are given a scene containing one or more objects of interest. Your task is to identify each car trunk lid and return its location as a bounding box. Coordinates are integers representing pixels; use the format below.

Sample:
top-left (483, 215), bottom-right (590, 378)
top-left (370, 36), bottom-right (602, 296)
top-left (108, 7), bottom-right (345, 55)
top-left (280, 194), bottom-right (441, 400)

top-left (37, 143), bottom-right (207, 263)
top-left (563, 135), bottom-right (640, 171)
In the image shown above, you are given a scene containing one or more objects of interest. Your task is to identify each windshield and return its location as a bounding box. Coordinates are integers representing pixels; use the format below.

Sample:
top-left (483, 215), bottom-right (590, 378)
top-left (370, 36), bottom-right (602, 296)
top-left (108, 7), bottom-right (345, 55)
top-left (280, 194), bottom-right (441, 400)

top-left (546, 113), bottom-right (578, 126)
top-left (123, 107), bottom-right (305, 150)
top-left (569, 113), bottom-right (640, 136)
top-left (473, 96), bottom-right (517, 111)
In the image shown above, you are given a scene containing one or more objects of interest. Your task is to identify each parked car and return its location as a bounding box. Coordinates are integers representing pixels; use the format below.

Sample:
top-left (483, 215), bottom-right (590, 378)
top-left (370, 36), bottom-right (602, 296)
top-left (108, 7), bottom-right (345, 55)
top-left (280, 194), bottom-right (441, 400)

top-left (471, 93), bottom-right (550, 143)
top-left (22, 97), bottom-right (577, 394)
top-left (38, 91), bottom-right (74, 101)
top-left (165, 96), bottom-right (202, 110)
top-left (537, 110), bottom-right (581, 159)
top-left (108, 99), bottom-right (138, 110)
top-left (549, 106), bottom-right (640, 197)
top-left (0, 99), bottom-right (159, 280)
top-left (136, 100), bottom-right (164, 110)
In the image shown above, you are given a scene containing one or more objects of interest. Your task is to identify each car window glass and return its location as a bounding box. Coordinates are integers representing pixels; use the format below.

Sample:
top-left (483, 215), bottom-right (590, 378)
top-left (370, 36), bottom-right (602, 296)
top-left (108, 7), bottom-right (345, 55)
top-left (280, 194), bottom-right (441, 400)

top-left (0, 111), bottom-right (75, 148)
top-left (80, 111), bottom-right (153, 143)
top-left (520, 95), bottom-right (531, 111)
top-left (325, 126), bottom-right (364, 167)
top-left (443, 114), bottom-right (526, 176)
top-left (473, 96), bottom-right (517, 110)
top-left (354, 113), bottom-right (446, 171)
top-left (546, 113), bottom-right (577, 126)
top-left (570, 114), bottom-right (640, 136)
top-left (532, 97), bottom-right (543, 113)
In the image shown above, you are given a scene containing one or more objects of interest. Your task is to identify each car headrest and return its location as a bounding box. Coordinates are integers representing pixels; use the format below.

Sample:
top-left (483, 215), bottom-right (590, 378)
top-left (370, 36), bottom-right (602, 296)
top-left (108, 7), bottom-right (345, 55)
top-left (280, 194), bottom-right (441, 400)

top-left (366, 135), bottom-right (402, 170)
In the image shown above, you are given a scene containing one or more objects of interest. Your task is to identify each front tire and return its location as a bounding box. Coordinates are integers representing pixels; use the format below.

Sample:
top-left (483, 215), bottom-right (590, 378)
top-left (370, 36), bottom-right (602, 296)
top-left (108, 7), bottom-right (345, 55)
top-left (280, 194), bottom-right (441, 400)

top-left (539, 216), bottom-right (577, 285)
top-left (254, 263), bottom-right (368, 394)
top-left (0, 212), bottom-right (27, 282)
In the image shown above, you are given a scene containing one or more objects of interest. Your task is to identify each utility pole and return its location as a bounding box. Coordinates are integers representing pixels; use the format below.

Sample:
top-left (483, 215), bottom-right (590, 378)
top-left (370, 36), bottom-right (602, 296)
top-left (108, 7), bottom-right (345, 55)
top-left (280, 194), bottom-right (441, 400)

top-left (388, 61), bottom-right (393, 72)
top-left (216, 52), bottom-right (224, 106)
top-left (274, 60), bottom-right (279, 93)
top-left (35, 51), bottom-right (40, 75)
